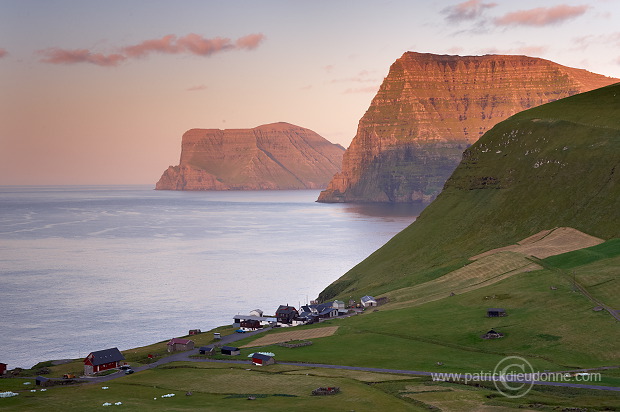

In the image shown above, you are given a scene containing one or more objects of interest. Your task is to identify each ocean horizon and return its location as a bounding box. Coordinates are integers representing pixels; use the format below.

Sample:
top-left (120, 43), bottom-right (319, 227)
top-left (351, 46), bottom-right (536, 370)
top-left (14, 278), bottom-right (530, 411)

top-left (0, 185), bottom-right (424, 369)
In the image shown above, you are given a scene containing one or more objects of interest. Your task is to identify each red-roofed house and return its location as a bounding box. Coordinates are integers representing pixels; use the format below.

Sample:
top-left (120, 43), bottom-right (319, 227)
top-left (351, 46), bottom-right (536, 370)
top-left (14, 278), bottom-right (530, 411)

top-left (167, 338), bottom-right (195, 352)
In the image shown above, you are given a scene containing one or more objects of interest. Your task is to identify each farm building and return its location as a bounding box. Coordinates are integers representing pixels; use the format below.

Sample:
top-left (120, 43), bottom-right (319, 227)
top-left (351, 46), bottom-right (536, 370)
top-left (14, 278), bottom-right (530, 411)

top-left (167, 338), bottom-right (195, 352)
top-left (361, 296), bottom-right (377, 307)
top-left (83, 347), bottom-right (125, 375)
top-left (275, 305), bottom-right (299, 325)
top-left (198, 346), bottom-right (215, 356)
top-left (221, 346), bottom-right (240, 356)
top-left (35, 376), bottom-right (51, 387)
top-left (482, 329), bottom-right (504, 339)
top-left (252, 353), bottom-right (275, 366)
top-left (487, 308), bottom-right (507, 317)
top-left (0, 363), bottom-right (6, 375)
top-left (188, 329), bottom-right (201, 335)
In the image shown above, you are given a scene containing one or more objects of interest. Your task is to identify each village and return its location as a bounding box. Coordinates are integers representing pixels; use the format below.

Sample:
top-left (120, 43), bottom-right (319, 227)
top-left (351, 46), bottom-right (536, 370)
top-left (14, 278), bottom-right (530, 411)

top-left (0, 295), bottom-right (383, 383)
top-left (0, 295), bottom-right (513, 383)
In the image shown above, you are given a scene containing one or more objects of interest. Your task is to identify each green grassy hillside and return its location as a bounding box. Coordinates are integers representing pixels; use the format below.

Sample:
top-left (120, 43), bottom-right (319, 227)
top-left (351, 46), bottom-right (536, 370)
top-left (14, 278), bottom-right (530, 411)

top-left (320, 83), bottom-right (620, 302)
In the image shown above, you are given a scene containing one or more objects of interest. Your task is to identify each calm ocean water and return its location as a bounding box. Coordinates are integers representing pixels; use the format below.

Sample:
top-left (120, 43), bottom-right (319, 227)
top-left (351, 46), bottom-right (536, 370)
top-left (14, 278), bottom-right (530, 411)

top-left (0, 186), bottom-right (424, 368)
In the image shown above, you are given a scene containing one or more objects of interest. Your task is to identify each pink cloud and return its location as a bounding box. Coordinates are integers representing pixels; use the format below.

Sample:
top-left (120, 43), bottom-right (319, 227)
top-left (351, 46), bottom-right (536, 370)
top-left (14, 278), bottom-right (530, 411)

top-left (235, 33), bottom-right (265, 50)
top-left (443, 0), bottom-right (497, 22)
top-left (40, 33), bottom-right (266, 67)
top-left (38, 48), bottom-right (126, 66)
top-left (495, 4), bottom-right (589, 27)
top-left (123, 34), bottom-right (179, 57)
top-left (186, 84), bottom-right (208, 92)
top-left (0, 48), bottom-right (8, 58)
top-left (123, 33), bottom-right (264, 58)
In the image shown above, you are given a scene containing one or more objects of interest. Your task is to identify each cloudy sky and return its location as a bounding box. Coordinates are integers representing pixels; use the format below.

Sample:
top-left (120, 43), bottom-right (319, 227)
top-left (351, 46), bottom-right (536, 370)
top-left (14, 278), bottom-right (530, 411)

top-left (1, 0), bottom-right (619, 185)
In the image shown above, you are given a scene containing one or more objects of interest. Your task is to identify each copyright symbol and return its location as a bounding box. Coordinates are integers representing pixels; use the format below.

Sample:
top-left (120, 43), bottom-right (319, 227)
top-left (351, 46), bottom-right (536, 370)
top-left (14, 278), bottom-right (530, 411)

top-left (493, 356), bottom-right (534, 398)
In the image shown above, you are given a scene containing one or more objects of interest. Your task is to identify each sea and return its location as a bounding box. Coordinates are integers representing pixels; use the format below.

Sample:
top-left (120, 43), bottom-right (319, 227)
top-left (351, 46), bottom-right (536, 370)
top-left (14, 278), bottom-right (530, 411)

top-left (0, 185), bottom-right (424, 369)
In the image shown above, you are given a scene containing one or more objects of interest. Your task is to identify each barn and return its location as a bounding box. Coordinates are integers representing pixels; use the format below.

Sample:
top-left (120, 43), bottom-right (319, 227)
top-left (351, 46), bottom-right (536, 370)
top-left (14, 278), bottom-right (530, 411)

top-left (167, 338), bottom-right (195, 352)
top-left (487, 308), bottom-right (507, 317)
top-left (361, 296), bottom-right (377, 307)
top-left (252, 353), bottom-right (275, 366)
top-left (83, 347), bottom-right (125, 375)
top-left (35, 376), bottom-right (51, 387)
top-left (221, 346), bottom-right (240, 356)
top-left (199, 346), bottom-right (215, 356)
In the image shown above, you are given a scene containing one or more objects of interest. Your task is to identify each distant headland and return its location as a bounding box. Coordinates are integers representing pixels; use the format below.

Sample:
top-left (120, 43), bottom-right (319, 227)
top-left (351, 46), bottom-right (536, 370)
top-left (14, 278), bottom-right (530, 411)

top-left (155, 122), bottom-right (345, 191)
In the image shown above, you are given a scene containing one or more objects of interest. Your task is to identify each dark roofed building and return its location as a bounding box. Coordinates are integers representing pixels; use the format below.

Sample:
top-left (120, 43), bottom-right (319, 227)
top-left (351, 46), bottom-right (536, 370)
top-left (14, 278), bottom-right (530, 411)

top-left (199, 346), bottom-right (215, 356)
top-left (35, 376), bottom-right (51, 387)
top-left (482, 329), bottom-right (504, 339)
top-left (275, 305), bottom-right (299, 324)
top-left (221, 346), bottom-right (240, 356)
top-left (487, 308), bottom-right (507, 317)
top-left (83, 347), bottom-right (125, 375)
top-left (252, 353), bottom-right (275, 366)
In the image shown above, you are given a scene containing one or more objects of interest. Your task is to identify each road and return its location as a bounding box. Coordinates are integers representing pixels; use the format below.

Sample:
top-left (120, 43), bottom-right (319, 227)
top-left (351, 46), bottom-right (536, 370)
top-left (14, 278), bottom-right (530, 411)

top-left (78, 328), bottom-right (620, 392)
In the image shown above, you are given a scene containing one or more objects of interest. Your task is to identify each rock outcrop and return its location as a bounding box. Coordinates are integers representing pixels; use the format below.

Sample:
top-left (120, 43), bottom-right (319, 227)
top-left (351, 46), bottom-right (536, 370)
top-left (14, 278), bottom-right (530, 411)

top-left (318, 52), bottom-right (618, 203)
top-left (156, 122), bottom-right (345, 190)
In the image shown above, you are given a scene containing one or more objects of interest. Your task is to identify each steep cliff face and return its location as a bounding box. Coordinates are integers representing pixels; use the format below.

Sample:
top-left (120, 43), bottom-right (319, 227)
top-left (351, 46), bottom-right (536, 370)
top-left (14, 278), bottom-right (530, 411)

top-left (318, 52), bottom-right (618, 203)
top-left (156, 122), bottom-right (344, 190)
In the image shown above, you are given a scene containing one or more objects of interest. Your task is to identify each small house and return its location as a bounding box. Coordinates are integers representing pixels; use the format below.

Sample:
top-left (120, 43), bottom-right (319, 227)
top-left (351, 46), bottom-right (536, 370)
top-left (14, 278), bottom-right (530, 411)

top-left (252, 353), bottom-right (275, 366)
top-left (482, 329), bottom-right (504, 339)
top-left (221, 346), bottom-right (240, 356)
top-left (487, 308), bottom-right (507, 318)
top-left (0, 363), bottom-right (6, 375)
top-left (84, 347), bottom-right (125, 375)
top-left (188, 329), bottom-right (201, 335)
top-left (198, 346), bottom-right (215, 356)
top-left (35, 376), bottom-right (51, 387)
top-left (167, 338), bottom-right (195, 352)
top-left (275, 305), bottom-right (299, 325)
top-left (361, 295), bottom-right (377, 307)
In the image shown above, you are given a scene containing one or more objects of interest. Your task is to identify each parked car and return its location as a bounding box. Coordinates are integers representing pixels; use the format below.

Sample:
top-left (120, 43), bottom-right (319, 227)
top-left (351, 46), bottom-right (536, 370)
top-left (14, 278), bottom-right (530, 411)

top-left (124, 369), bottom-right (134, 375)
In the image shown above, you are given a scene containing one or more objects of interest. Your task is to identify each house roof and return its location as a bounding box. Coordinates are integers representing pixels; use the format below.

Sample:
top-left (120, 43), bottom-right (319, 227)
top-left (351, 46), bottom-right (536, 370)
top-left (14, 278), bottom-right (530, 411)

top-left (252, 353), bottom-right (274, 361)
top-left (85, 347), bottom-right (125, 366)
top-left (361, 295), bottom-right (376, 302)
top-left (487, 308), bottom-right (506, 312)
top-left (221, 346), bottom-right (239, 351)
top-left (199, 346), bottom-right (214, 351)
top-left (276, 305), bottom-right (298, 315)
top-left (168, 338), bottom-right (193, 345)
top-left (319, 307), bottom-right (337, 316)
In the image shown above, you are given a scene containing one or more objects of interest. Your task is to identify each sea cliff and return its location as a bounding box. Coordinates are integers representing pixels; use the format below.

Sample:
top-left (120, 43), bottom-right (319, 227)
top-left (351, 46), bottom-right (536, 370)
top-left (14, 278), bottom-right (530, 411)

top-left (318, 52), bottom-right (618, 203)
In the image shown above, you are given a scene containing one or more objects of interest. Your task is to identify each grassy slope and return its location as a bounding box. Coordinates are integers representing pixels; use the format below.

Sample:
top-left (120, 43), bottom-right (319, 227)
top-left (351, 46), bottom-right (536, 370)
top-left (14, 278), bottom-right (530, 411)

top-left (320, 83), bottom-right (620, 302)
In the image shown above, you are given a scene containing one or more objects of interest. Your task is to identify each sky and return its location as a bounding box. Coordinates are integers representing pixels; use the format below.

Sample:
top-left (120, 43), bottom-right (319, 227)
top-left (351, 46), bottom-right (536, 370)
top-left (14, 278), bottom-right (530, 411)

top-left (1, 0), bottom-right (619, 185)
